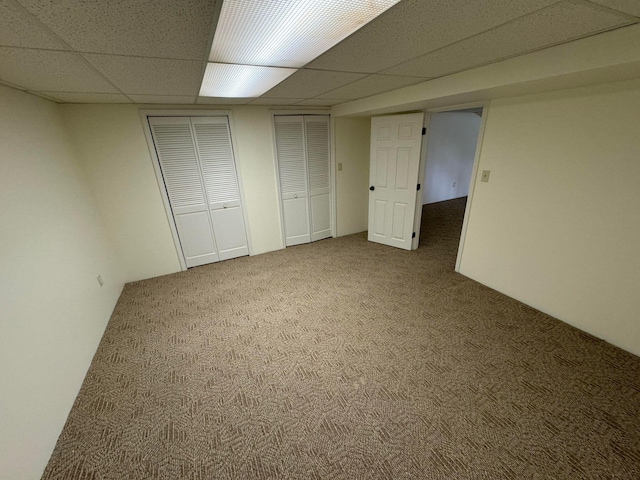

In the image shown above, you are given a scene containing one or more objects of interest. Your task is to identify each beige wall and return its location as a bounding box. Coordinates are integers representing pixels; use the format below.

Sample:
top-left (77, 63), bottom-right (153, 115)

top-left (61, 105), bottom-right (291, 282)
top-left (0, 86), bottom-right (124, 479)
top-left (229, 108), bottom-right (284, 255)
top-left (61, 105), bottom-right (185, 282)
top-left (460, 79), bottom-right (640, 356)
top-left (334, 117), bottom-right (370, 236)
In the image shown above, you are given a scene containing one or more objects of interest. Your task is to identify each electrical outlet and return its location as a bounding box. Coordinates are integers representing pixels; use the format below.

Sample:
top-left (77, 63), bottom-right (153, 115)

top-left (481, 170), bottom-right (491, 183)
top-left (97, 274), bottom-right (104, 287)
top-left (338, 163), bottom-right (343, 172)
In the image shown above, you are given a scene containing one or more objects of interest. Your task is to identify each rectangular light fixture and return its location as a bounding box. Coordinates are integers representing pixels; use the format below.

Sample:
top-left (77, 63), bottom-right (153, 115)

top-left (200, 63), bottom-right (297, 98)
top-left (199, 0), bottom-right (401, 97)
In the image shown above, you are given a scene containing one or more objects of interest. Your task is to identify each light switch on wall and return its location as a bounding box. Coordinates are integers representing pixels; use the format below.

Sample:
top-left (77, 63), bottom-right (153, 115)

top-left (481, 170), bottom-right (491, 183)
top-left (338, 163), bottom-right (343, 172)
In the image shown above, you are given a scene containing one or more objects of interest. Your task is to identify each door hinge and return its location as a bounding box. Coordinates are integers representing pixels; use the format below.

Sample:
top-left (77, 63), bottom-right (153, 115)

top-left (422, 127), bottom-right (426, 135)
top-left (417, 183), bottom-right (421, 191)
top-left (412, 232), bottom-right (416, 238)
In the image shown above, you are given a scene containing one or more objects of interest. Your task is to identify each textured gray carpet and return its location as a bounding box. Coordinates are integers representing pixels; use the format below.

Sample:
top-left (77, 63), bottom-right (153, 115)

top-left (43, 198), bottom-right (640, 479)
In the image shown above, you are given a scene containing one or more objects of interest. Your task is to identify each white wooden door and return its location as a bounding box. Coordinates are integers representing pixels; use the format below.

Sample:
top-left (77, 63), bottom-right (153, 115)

top-left (191, 117), bottom-right (249, 261)
top-left (368, 113), bottom-right (424, 250)
top-left (149, 117), bottom-right (219, 267)
top-left (304, 116), bottom-right (332, 242)
top-left (274, 116), bottom-right (311, 246)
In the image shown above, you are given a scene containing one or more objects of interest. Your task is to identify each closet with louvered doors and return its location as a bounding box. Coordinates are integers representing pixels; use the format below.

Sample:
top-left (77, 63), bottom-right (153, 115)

top-left (274, 115), bottom-right (332, 247)
top-left (148, 116), bottom-right (249, 268)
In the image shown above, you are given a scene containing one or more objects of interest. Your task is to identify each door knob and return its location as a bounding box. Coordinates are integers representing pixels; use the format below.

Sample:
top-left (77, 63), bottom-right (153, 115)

top-left (294, 194), bottom-right (298, 198)
top-left (223, 204), bottom-right (228, 209)
top-left (370, 186), bottom-right (375, 191)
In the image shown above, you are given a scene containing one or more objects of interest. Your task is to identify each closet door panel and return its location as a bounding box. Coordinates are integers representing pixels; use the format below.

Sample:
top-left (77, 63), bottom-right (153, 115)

top-left (175, 212), bottom-right (218, 262)
top-left (282, 194), bottom-right (311, 246)
top-left (191, 117), bottom-right (249, 261)
top-left (275, 116), bottom-right (311, 246)
top-left (304, 116), bottom-right (332, 242)
top-left (148, 117), bottom-right (219, 267)
top-left (310, 193), bottom-right (331, 240)
top-left (210, 206), bottom-right (247, 258)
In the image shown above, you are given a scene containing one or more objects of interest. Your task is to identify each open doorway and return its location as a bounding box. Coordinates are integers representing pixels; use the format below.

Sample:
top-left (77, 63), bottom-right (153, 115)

top-left (418, 106), bottom-right (485, 269)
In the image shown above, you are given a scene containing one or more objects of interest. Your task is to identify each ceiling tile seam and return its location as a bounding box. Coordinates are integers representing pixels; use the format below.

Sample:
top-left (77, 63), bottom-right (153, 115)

top-left (246, 97), bottom-right (295, 105)
top-left (272, 73), bottom-right (376, 101)
top-left (292, 99), bottom-right (341, 104)
top-left (196, 0), bottom-right (225, 100)
top-left (10, 0), bottom-right (211, 62)
top-left (79, 53), bottom-right (154, 102)
top-left (0, 44), bottom-right (210, 62)
top-left (315, 81), bottom-right (431, 102)
top-left (28, 91), bottom-right (63, 102)
top-left (297, 73), bottom-right (428, 102)
top-left (301, 66), bottom-right (430, 79)
top-left (0, 44), bottom-right (71, 52)
top-left (370, 0), bottom-right (581, 75)
top-left (575, 0), bottom-right (640, 21)
top-left (404, 22), bottom-right (636, 88)
top-left (0, 81), bottom-right (67, 106)
top-left (10, 0), bottom-right (134, 102)
top-left (9, 0), bottom-right (71, 49)
top-left (201, 59), bottom-right (306, 70)
top-left (0, 77), bottom-right (30, 92)
top-left (0, 80), bottom-right (68, 105)
top-left (26, 91), bottom-right (199, 97)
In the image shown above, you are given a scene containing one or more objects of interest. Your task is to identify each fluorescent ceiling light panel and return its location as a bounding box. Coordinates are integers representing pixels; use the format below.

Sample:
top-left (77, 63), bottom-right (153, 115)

top-left (200, 63), bottom-right (297, 97)
top-left (209, 0), bottom-right (402, 68)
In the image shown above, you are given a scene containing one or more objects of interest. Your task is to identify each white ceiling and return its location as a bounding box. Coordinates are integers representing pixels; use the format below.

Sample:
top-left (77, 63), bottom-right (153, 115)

top-left (0, 0), bottom-right (637, 106)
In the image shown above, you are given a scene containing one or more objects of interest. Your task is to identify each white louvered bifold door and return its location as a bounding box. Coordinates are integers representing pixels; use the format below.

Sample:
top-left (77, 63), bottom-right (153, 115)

top-left (191, 117), bottom-right (249, 261)
top-left (148, 117), bottom-right (219, 267)
top-left (274, 116), bottom-right (311, 246)
top-left (304, 116), bottom-right (331, 242)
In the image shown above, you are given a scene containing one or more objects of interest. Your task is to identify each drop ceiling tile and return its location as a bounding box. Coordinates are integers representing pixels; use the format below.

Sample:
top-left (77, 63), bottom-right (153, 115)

top-left (196, 97), bottom-right (252, 105)
top-left (0, 47), bottom-right (118, 92)
top-left (296, 98), bottom-right (345, 106)
top-left (262, 70), bottom-right (366, 98)
top-left (39, 92), bottom-right (132, 103)
top-left (249, 98), bottom-right (306, 105)
top-left (383, 2), bottom-right (631, 78)
top-left (317, 75), bottom-right (427, 99)
top-left (128, 95), bottom-right (196, 104)
top-left (307, 0), bottom-right (559, 73)
top-left (18, 0), bottom-right (218, 60)
top-left (83, 54), bottom-right (203, 95)
top-left (0, 0), bottom-right (68, 49)
top-left (589, 0), bottom-right (640, 17)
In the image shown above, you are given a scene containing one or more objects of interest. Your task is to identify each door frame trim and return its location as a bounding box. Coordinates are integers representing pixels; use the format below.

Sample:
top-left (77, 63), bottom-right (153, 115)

top-left (139, 108), bottom-right (254, 271)
top-left (418, 101), bottom-right (490, 272)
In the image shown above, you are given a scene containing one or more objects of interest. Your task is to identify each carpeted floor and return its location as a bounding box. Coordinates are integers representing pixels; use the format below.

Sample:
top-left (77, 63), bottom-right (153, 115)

top-left (43, 198), bottom-right (640, 479)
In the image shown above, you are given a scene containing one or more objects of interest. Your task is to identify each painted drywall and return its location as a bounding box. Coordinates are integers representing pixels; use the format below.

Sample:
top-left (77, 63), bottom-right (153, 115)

top-left (334, 117), bottom-right (371, 236)
top-left (423, 112), bottom-right (481, 204)
top-left (460, 79), bottom-right (640, 356)
top-left (61, 105), bottom-right (183, 282)
top-left (332, 24), bottom-right (640, 118)
top-left (60, 105), bottom-right (289, 282)
top-left (229, 108), bottom-right (285, 255)
top-left (0, 86), bottom-right (124, 479)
